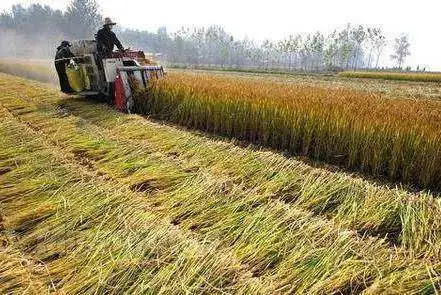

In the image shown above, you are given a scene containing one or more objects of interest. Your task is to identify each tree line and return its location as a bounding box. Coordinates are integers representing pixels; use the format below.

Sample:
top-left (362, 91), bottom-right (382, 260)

top-left (0, 0), bottom-right (412, 71)
top-left (0, 0), bottom-right (100, 57)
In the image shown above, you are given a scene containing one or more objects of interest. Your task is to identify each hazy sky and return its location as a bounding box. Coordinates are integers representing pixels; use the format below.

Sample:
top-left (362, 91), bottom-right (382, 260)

top-left (1, 0), bottom-right (440, 70)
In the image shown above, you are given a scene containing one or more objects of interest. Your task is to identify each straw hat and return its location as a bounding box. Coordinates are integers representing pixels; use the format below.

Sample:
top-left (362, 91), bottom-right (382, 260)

top-left (103, 17), bottom-right (117, 26)
top-left (60, 40), bottom-right (72, 47)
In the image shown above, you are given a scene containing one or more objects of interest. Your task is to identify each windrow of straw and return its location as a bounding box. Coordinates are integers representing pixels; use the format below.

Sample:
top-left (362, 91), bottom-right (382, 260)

top-left (339, 71), bottom-right (441, 82)
top-left (134, 72), bottom-right (441, 190)
top-left (1, 73), bottom-right (441, 293)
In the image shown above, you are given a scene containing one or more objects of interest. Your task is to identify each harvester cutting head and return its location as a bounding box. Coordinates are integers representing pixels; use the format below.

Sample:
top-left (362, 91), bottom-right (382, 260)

top-left (65, 39), bottom-right (165, 113)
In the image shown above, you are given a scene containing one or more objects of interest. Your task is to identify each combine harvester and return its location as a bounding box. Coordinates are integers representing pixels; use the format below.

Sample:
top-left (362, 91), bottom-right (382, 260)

top-left (65, 40), bottom-right (165, 113)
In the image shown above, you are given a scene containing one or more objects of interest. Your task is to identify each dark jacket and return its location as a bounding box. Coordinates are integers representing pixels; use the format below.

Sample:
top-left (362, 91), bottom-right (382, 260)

top-left (96, 26), bottom-right (124, 56)
top-left (54, 45), bottom-right (75, 93)
top-left (55, 46), bottom-right (75, 65)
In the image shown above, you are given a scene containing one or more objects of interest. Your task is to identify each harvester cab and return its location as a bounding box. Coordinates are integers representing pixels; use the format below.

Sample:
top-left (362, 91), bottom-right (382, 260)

top-left (65, 40), bottom-right (165, 113)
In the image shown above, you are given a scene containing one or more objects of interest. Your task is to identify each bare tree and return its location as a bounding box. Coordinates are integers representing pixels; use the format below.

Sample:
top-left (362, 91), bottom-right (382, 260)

top-left (366, 27), bottom-right (383, 68)
top-left (390, 34), bottom-right (410, 69)
top-left (372, 30), bottom-right (387, 69)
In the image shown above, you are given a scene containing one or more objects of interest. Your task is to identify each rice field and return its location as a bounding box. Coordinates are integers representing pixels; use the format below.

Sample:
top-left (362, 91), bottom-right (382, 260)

top-left (339, 71), bottom-right (441, 83)
top-left (1, 65), bottom-right (441, 293)
top-left (137, 71), bottom-right (441, 190)
top-left (7, 58), bottom-right (441, 191)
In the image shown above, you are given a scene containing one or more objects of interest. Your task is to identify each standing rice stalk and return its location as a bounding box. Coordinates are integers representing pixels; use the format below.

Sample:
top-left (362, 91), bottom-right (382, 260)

top-left (135, 72), bottom-right (441, 190)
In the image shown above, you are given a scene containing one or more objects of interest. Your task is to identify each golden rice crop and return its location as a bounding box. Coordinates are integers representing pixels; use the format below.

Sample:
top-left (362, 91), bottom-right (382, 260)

top-left (1, 74), bottom-right (441, 293)
top-left (339, 71), bottom-right (441, 82)
top-left (135, 71), bottom-right (441, 190)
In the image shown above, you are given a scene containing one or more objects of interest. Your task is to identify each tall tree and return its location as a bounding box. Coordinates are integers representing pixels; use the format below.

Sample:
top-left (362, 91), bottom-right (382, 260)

top-left (350, 25), bottom-right (366, 69)
top-left (262, 39), bottom-right (274, 70)
top-left (390, 34), bottom-right (410, 69)
top-left (0, 2), bottom-right (411, 72)
top-left (311, 32), bottom-right (324, 71)
top-left (338, 25), bottom-right (354, 69)
top-left (374, 31), bottom-right (386, 69)
top-left (366, 27), bottom-right (382, 68)
top-left (286, 34), bottom-right (301, 70)
top-left (65, 0), bottom-right (101, 39)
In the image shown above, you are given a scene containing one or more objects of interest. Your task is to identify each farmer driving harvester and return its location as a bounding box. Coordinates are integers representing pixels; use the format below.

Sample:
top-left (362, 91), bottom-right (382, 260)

top-left (96, 17), bottom-right (125, 58)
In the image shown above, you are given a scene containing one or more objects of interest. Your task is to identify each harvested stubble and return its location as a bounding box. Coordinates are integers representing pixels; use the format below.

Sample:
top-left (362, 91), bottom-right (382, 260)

top-left (134, 72), bottom-right (441, 190)
top-left (339, 71), bottom-right (441, 82)
top-left (1, 74), bottom-right (441, 293)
